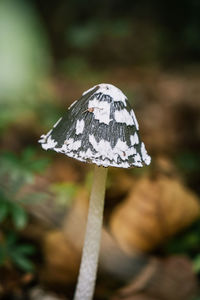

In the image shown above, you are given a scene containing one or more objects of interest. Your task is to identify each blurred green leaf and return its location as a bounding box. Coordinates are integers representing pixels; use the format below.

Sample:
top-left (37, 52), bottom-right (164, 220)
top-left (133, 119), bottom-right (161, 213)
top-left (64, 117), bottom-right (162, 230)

top-left (175, 151), bottom-right (200, 173)
top-left (67, 21), bottom-right (100, 49)
top-left (28, 158), bottom-right (50, 173)
top-left (11, 204), bottom-right (28, 229)
top-left (0, 148), bottom-right (51, 189)
top-left (193, 254), bottom-right (200, 273)
top-left (0, 247), bottom-right (6, 265)
top-left (15, 244), bottom-right (35, 256)
top-left (166, 232), bottom-right (200, 254)
top-left (0, 146), bottom-right (50, 254)
top-left (0, 200), bottom-right (9, 222)
top-left (164, 219), bottom-right (200, 255)
top-left (21, 147), bottom-right (50, 172)
top-left (51, 182), bottom-right (78, 206)
top-left (21, 192), bottom-right (47, 204)
top-left (22, 147), bottom-right (36, 160)
top-left (10, 251), bottom-right (34, 272)
top-left (5, 232), bottom-right (18, 247)
top-left (1, 232), bottom-right (35, 272)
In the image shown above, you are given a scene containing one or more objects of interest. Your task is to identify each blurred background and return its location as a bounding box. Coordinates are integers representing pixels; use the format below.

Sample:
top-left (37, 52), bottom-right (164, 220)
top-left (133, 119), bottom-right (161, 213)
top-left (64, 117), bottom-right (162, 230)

top-left (0, 0), bottom-right (200, 299)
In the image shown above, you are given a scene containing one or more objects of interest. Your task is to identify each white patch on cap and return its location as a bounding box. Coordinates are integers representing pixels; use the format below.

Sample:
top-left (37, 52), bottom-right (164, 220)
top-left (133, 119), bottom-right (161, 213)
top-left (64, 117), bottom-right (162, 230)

top-left (41, 135), bottom-right (58, 150)
top-left (53, 117), bottom-right (62, 128)
top-left (114, 109), bottom-right (134, 125)
top-left (141, 142), bottom-right (151, 165)
top-left (55, 138), bottom-right (82, 153)
top-left (130, 110), bottom-right (139, 130)
top-left (83, 83), bottom-right (127, 106)
top-left (65, 138), bottom-right (82, 151)
top-left (84, 148), bottom-right (93, 158)
top-left (75, 119), bottom-right (85, 135)
top-left (130, 132), bottom-right (139, 145)
top-left (89, 135), bottom-right (138, 163)
top-left (88, 98), bottom-right (111, 125)
top-left (115, 139), bottom-right (137, 160)
top-left (38, 134), bottom-right (47, 144)
top-left (52, 138), bottom-right (144, 168)
top-left (134, 153), bottom-right (143, 167)
top-left (89, 134), bottom-right (114, 159)
top-left (78, 148), bottom-right (93, 160)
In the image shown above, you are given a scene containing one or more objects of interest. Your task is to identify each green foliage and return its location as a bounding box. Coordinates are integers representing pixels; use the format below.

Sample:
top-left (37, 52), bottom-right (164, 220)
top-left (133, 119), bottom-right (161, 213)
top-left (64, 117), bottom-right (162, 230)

top-left (0, 232), bottom-right (35, 272)
top-left (193, 254), bottom-right (200, 273)
top-left (0, 147), bottom-right (50, 185)
top-left (0, 195), bottom-right (27, 230)
top-left (0, 78), bottom-right (62, 133)
top-left (66, 19), bottom-right (131, 50)
top-left (50, 182), bottom-right (78, 206)
top-left (0, 147), bottom-right (50, 272)
top-left (164, 219), bottom-right (200, 275)
top-left (67, 21), bottom-right (100, 49)
top-left (175, 151), bottom-right (200, 174)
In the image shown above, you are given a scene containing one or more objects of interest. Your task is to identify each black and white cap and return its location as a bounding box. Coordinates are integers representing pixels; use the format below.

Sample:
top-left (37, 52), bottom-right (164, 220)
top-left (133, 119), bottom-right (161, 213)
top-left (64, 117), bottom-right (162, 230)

top-left (39, 83), bottom-right (151, 168)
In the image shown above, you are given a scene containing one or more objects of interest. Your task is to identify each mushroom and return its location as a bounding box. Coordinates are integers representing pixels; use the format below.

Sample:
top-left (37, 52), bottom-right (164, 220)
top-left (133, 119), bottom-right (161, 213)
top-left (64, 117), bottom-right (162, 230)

top-left (38, 83), bottom-right (151, 300)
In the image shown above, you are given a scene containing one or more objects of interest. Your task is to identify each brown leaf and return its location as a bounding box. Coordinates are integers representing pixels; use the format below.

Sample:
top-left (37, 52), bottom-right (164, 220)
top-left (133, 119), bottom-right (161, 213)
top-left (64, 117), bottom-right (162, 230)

top-left (62, 187), bottom-right (89, 250)
top-left (40, 231), bottom-right (80, 287)
top-left (40, 188), bottom-right (89, 288)
top-left (110, 177), bottom-right (200, 253)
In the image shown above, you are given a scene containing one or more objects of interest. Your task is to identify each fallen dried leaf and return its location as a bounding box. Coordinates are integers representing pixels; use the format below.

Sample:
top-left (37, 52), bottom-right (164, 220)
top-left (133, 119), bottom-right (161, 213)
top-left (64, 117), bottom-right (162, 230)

top-left (40, 231), bottom-right (80, 287)
top-left (110, 177), bottom-right (200, 253)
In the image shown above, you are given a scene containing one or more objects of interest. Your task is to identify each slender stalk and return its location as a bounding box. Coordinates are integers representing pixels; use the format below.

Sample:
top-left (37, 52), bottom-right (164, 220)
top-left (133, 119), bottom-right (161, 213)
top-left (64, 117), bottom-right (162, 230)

top-left (74, 165), bottom-right (108, 300)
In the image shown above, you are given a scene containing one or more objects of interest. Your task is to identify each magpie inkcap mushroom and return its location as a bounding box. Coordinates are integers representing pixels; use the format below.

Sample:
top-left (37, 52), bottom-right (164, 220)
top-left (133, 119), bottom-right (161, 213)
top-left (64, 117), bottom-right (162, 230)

top-left (39, 83), bottom-right (151, 168)
top-left (39, 83), bottom-right (151, 300)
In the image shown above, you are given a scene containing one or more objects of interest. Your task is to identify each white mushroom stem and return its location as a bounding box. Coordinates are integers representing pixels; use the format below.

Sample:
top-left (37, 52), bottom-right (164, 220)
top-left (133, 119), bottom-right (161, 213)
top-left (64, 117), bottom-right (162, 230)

top-left (74, 165), bottom-right (108, 300)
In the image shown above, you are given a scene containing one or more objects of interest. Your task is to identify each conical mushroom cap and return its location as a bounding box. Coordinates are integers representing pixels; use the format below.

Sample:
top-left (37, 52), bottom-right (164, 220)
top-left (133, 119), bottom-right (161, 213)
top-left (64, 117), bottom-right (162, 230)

top-left (39, 83), bottom-right (151, 168)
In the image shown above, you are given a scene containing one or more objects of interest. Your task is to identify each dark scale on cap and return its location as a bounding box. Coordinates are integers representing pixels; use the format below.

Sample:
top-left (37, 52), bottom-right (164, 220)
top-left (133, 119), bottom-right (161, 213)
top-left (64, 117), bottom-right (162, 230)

top-left (39, 83), bottom-right (151, 168)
